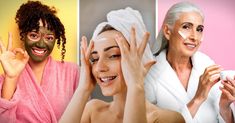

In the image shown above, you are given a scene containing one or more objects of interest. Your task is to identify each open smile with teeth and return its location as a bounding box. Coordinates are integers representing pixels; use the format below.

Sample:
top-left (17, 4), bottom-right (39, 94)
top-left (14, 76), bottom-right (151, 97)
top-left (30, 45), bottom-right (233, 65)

top-left (100, 76), bottom-right (117, 83)
top-left (184, 43), bottom-right (196, 49)
top-left (98, 76), bottom-right (117, 87)
top-left (31, 47), bottom-right (47, 56)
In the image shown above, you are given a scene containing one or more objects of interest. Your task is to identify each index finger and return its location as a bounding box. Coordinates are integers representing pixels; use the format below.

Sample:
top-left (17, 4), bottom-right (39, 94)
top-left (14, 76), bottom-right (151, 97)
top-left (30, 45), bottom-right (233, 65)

top-left (115, 34), bottom-right (129, 56)
top-left (204, 64), bottom-right (222, 75)
top-left (138, 32), bottom-right (150, 58)
top-left (130, 26), bottom-right (137, 52)
top-left (85, 40), bottom-right (94, 60)
top-left (7, 32), bottom-right (13, 50)
top-left (0, 37), bottom-right (6, 52)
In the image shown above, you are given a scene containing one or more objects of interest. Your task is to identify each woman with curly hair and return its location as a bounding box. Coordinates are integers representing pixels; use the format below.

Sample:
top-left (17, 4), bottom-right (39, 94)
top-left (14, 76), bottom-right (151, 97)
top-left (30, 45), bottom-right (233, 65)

top-left (0, 1), bottom-right (79, 122)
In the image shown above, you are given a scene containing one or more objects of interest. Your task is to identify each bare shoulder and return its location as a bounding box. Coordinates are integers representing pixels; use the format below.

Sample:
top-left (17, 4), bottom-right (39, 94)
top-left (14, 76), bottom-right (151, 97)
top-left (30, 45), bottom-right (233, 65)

top-left (81, 99), bottom-right (110, 123)
top-left (146, 101), bottom-right (185, 123)
top-left (85, 99), bottom-right (110, 112)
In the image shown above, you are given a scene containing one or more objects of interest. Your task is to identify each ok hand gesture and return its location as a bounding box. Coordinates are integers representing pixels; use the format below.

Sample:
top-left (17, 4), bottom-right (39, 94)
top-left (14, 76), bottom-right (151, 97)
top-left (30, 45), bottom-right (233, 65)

top-left (0, 33), bottom-right (29, 79)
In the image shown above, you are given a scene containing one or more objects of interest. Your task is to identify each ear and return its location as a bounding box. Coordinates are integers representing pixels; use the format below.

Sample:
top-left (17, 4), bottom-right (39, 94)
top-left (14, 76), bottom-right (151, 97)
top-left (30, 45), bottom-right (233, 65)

top-left (163, 24), bottom-right (171, 40)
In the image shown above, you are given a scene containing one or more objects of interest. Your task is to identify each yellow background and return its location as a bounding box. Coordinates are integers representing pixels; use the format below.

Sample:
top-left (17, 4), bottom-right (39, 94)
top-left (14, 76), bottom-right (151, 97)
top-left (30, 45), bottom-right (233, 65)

top-left (0, 0), bottom-right (78, 74)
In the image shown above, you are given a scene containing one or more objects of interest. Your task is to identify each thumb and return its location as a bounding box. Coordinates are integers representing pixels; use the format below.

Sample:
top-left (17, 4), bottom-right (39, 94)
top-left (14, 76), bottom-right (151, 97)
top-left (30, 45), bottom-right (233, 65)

top-left (144, 60), bottom-right (156, 75)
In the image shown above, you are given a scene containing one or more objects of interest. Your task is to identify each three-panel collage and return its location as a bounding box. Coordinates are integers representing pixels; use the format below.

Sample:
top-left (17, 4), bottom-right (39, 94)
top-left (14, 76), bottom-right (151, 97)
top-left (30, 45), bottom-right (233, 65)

top-left (0, 0), bottom-right (235, 123)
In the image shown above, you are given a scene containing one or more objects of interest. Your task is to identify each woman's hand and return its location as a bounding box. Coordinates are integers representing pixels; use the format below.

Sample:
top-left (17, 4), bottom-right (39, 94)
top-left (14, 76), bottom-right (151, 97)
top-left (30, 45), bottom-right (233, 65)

top-left (78, 36), bottom-right (96, 93)
top-left (115, 27), bottom-right (155, 88)
top-left (0, 33), bottom-right (29, 79)
top-left (60, 37), bottom-right (96, 123)
top-left (194, 65), bottom-right (222, 102)
top-left (0, 32), bottom-right (29, 100)
top-left (219, 76), bottom-right (235, 123)
top-left (220, 76), bottom-right (235, 108)
top-left (115, 27), bottom-right (155, 123)
top-left (188, 65), bottom-right (222, 117)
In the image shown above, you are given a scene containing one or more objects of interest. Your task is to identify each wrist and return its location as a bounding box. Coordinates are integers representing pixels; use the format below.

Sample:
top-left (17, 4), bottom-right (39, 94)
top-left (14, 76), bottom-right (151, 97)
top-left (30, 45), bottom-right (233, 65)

top-left (219, 107), bottom-right (233, 123)
top-left (76, 86), bottom-right (93, 96)
top-left (191, 97), bottom-right (204, 106)
top-left (1, 76), bottom-right (18, 100)
top-left (3, 74), bottom-right (19, 86)
top-left (220, 101), bottom-right (231, 111)
top-left (126, 77), bottom-right (144, 87)
top-left (5, 74), bottom-right (20, 80)
top-left (127, 82), bottom-right (145, 93)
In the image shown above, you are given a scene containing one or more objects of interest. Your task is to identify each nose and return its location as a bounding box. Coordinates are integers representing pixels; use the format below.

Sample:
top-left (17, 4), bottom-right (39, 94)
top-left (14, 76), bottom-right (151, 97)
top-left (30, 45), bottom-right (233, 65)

top-left (188, 30), bottom-right (199, 42)
top-left (35, 39), bottom-right (46, 48)
top-left (94, 58), bottom-right (109, 72)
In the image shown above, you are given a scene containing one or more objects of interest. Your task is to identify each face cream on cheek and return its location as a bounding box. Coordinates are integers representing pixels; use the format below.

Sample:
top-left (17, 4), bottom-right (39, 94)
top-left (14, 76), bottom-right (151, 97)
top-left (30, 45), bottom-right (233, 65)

top-left (178, 30), bottom-right (187, 42)
top-left (178, 30), bottom-right (204, 42)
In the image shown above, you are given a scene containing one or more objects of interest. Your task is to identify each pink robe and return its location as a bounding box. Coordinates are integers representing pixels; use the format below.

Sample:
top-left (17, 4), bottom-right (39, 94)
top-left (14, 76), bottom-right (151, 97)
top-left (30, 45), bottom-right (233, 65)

top-left (0, 56), bottom-right (79, 123)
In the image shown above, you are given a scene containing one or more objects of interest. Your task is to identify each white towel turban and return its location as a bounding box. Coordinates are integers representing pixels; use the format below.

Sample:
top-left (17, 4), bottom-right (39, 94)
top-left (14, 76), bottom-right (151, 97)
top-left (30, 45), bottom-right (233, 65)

top-left (92, 7), bottom-right (154, 64)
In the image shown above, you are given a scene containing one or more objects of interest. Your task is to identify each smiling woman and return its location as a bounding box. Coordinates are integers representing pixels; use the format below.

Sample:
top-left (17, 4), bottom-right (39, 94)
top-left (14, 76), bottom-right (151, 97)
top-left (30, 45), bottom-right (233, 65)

top-left (24, 21), bottom-right (57, 62)
top-left (0, 0), bottom-right (77, 74)
top-left (90, 29), bottom-right (124, 97)
top-left (60, 7), bottom-right (185, 123)
top-left (145, 2), bottom-right (235, 123)
top-left (0, 1), bottom-right (79, 123)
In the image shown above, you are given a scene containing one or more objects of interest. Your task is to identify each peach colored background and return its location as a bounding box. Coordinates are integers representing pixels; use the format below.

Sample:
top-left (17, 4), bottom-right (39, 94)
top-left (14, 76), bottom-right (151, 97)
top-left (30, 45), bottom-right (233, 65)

top-left (158, 0), bottom-right (235, 70)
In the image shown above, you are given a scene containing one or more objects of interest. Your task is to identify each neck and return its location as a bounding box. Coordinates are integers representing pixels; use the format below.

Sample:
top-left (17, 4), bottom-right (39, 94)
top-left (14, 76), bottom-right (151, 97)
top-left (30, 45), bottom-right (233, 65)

top-left (29, 58), bottom-right (48, 70)
top-left (110, 89), bottom-right (127, 119)
top-left (166, 49), bottom-right (192, 72)
top-left (28, 58), bottom-right (48, 84)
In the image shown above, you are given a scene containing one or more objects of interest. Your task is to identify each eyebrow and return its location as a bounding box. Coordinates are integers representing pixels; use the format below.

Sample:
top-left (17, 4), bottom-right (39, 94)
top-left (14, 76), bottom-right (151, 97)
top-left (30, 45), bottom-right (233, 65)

top-left (181, 22), bottom-right (204, 27)
top-left (91, 45), bottom-right (119, 55)
top-left (104, 45), bottom-right (119, 51)
top-left (181, 22), bottom-right (193, 26)
top-left (29, 30), bottom-right (54, 35)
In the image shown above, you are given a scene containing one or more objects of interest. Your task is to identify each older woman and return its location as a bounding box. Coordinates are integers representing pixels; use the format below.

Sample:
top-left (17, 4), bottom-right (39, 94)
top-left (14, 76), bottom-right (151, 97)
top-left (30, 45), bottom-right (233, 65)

top-left (60, 7), bottom-right (185, 123)
top-left (145, 2), bottom-right (235, 123)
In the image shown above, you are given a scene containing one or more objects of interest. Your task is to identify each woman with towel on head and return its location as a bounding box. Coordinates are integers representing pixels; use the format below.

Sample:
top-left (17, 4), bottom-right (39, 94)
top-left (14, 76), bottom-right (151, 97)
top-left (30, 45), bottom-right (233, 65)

top-left (60, 7), bottom-right (185, 123)
top-left (144, 2), bottom-right (235, 123)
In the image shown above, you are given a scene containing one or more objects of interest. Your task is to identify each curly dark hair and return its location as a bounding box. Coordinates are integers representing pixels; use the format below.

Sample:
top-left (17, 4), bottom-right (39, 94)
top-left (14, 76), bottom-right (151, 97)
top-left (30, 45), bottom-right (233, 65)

top-left (15, 1), bottom-right (66, 62)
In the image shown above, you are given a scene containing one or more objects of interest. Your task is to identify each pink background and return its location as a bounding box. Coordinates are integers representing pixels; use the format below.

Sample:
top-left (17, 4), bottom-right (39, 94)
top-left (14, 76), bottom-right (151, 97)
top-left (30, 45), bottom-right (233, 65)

top-left (158, 0), bottom-right (235, 70)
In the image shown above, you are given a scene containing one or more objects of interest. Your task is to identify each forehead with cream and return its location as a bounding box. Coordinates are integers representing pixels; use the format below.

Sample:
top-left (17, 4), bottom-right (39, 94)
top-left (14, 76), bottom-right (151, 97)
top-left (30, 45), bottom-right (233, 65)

top-left (94, 30), bottom-right (123, 42)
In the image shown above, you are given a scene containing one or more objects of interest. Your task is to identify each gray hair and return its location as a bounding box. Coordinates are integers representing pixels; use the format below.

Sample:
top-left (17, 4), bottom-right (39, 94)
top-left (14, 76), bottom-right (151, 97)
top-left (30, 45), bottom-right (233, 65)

top-left (153, 2), bottom-right (204, 56)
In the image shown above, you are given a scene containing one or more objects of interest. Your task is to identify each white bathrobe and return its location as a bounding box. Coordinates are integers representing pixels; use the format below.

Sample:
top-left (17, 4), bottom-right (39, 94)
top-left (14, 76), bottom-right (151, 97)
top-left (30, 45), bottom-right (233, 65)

top-left (145, 49), bottom-right (235, 123)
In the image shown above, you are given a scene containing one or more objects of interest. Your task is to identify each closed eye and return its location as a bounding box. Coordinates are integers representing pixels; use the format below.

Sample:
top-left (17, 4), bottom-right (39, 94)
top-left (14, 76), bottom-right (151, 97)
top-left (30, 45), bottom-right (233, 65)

top-left (90, 57), bottom-right (99, 64)
top-left (109, 54), bottom-right (121, 59)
